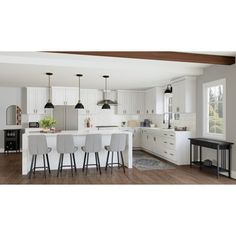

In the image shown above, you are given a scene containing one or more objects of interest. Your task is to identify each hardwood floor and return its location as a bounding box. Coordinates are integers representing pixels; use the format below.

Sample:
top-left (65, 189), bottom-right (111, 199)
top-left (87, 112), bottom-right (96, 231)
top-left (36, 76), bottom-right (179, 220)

top-left (0, 151), bottom-right (235, 184)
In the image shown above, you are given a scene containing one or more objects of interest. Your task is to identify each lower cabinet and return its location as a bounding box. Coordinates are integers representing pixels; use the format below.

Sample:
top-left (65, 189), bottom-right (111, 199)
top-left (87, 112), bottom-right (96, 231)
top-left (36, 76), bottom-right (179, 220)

top-left (140, 128), bottom-right (191, 165)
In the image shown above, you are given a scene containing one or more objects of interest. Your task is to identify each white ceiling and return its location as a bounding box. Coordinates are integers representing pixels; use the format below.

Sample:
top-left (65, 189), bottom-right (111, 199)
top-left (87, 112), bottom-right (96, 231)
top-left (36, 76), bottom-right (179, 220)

top-left (0, 52), bottom-right (235, 90)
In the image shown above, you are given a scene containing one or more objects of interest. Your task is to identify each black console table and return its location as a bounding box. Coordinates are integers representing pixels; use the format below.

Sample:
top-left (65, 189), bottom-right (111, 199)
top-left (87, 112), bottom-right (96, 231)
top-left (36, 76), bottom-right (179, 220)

top-left (189, 138), bottom-right (234, 178)
top-left (4, 129), bottom-right (21, 153)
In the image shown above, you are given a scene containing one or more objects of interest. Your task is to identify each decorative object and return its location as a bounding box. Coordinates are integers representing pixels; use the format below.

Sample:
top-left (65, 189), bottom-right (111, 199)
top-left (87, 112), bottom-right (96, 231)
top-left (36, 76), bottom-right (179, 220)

top-left (39, 116), bottom-right (56, 132)
top-left (133, 151), bottom-right (175, 171)
top-left (102, 75), bottom-right (111, 109)
top-left (75, 74), bottom-right (84, 109)
top-left (44, 72), bottom-right (54, 109)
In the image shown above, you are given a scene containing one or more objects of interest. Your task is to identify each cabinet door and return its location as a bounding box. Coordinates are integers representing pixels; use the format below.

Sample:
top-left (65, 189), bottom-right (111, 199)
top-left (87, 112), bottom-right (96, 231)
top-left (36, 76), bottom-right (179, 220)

top-left (27, 88), bottom-right (36, 114)
top-left (87, 89), bottom-right (98, 115)
top-left (118, 91), bottom-right (128, 115)
top-left (36, 88), bottom-right (48, 114)
top-left (172, 81), bottom-right (185, 113)
top-left (65, 87), bottom-right (78, 106)
top-left (52, 87), bottom-right (66, 105)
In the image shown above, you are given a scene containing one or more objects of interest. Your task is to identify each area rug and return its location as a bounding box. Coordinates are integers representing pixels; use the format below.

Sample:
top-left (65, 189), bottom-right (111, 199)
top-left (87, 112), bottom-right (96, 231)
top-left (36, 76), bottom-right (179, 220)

top-left (133, 151), bottom-right (176, 171)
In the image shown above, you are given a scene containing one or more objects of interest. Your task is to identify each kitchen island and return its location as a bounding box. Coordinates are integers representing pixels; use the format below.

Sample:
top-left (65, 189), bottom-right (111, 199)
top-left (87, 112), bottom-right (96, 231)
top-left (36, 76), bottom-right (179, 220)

top-left (22, 130), bottom-right (132, 175)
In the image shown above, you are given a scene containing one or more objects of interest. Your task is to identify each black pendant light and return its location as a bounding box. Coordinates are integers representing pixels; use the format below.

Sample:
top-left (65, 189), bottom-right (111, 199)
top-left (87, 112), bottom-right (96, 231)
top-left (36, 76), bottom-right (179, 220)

top-left (44, 72), bottom-right (54, 109)
top-left (164, 84), bottom-right (172, 94)
top-left (102, 75), bottom-right (111, 109)
top-left (75, 74), bottom-right (84, 109)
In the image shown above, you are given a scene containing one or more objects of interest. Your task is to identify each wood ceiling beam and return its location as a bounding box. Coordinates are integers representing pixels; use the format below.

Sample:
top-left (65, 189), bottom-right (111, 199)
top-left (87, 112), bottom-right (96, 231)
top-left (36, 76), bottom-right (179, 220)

top-left (45, 51), bottom-right (235, 65)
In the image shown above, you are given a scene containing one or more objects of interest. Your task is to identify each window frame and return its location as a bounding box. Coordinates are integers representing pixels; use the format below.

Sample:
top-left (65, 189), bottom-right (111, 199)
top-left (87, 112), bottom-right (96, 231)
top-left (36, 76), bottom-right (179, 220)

top-left (203, 78), bottom-right (226, 140)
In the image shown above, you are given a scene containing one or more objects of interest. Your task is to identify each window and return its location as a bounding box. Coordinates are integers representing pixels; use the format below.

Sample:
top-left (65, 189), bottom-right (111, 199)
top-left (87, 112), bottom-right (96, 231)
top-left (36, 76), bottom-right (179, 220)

top-left (203, 79), bottom-right (226, 140)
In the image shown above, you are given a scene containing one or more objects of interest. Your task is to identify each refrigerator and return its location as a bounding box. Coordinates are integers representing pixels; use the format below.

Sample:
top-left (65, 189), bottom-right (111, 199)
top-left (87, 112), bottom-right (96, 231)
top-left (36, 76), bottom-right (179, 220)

top-left (53, 106), bottom-right (78, 131)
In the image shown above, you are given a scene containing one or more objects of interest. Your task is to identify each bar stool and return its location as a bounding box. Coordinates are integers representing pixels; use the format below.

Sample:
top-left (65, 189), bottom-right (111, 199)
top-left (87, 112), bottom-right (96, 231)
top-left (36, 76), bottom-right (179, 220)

top-left (56, 135), bottom-right (78, 177)
top-left (105, 133), bottom-right (126, 174)
top-left (28, 135), bottom-right (51, 179)
top-left (81, 134), bottom-right (102, 175)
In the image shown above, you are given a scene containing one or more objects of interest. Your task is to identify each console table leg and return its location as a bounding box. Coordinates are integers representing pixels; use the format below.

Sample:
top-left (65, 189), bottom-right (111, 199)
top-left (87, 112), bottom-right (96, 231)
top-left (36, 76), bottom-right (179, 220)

top-left (217, 145), bottom-right (219, 178)
top-left (229, 146), bottom-right (231, 178)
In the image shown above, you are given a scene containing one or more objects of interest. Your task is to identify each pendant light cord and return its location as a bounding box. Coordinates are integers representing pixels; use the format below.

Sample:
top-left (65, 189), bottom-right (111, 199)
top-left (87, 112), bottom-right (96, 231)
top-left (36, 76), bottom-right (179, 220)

top-left (105, 77), bottom-right (107, 100)
top-left (48, 74), bottom-right (51, 102)
top-left (78, 76), bottom-right (81, 101)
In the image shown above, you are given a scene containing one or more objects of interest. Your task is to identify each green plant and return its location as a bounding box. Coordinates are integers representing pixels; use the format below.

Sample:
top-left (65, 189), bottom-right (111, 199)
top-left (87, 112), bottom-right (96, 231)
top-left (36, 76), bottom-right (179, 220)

top-left (39, 116), bottom-right (56, 129)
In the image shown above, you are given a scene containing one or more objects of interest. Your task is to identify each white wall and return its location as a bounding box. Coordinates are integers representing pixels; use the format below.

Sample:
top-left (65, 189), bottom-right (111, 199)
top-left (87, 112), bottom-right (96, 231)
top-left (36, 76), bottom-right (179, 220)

top-left (0, 87), bottom-right (22, 149)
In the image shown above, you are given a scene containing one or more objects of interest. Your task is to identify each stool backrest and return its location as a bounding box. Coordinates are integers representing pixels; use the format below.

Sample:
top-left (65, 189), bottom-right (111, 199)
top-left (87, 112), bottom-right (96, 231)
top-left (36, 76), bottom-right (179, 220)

top-left (28, 135), bottom-right (48, 155)
top-left (110, 133), bottom-right (126, 151)
top-left (84, 134), bottom-right (102, 152)
top-left (57, 135), bottom-right (75, 154)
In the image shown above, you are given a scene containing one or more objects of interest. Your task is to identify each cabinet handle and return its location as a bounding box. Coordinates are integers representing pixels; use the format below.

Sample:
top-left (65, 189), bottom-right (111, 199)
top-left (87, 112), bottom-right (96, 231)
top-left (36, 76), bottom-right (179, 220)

top-left (152, 109), bottom-right (154, 114)
top-left (146, 110), bottom-right (148, 114)
top-left (147, 136), bottom-right (149, 140)
top-left (164, 151), bottom-right (167, 154)
top-left (154, 137), bottom-right (156, 142)
top-left (164, 141), bottom-right (167, 144)
top-left (170, 153), bottom-right (174, 156)
top-left (170, 143), bottom-right (174, 145)
top-left (164, 134), bottom-right (167, 136)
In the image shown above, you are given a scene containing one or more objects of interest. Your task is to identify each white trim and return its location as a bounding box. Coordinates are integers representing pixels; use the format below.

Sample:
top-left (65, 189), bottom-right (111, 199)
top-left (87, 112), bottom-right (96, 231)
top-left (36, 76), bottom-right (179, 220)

top-left (203, 78), bottom-right (226, 140)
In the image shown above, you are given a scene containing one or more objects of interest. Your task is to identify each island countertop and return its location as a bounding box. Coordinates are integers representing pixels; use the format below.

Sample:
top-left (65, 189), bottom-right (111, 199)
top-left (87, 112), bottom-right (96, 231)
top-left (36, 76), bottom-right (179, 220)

top-left (22, 130), bottom-right (133, 175)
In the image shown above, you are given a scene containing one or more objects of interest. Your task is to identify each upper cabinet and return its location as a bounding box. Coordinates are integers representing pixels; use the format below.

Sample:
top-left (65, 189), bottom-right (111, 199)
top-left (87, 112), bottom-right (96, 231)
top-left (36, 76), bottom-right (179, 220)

top-left (52, 87), bottom-right (98, 114)
top-left (118, 90), bottom-right (145, 115)
top-left (22, 87), bottom-right (48, 114)
top-left (52, 87), bottom-right (78, 106)
top-left (172, 76), bottom-right (196, 113)
top-left (145, 87), bottom-right (164, 115)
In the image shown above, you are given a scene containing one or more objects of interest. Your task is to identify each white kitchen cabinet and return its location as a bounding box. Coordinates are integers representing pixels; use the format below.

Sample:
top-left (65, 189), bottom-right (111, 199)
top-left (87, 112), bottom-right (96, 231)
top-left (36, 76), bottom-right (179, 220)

top-left (77, 89), bottom-right (98, 115)
top-left (144, 87), bottom-right (164, 115)
top-left (140, 128), bottom-right (191, 165)
top-left (23, 87), bottom-right (48, 114)
top-left (172, 76), bottom-right (196, 113)
top-left (118, 90), bottom-right (145, 115)
top-left (52, 87), bottom-right (78, 106)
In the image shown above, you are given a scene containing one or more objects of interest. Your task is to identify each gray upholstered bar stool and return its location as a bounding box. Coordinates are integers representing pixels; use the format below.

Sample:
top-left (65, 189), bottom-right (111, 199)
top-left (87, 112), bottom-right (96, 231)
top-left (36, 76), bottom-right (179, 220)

top-left (105, 133), bottom-right (126, 174)
top-left (56, 135), bottom-right (78, 177)
top-left (28, 135), bottom-right (51, 179)
top-left (81, 134), bottom-right (102, 175)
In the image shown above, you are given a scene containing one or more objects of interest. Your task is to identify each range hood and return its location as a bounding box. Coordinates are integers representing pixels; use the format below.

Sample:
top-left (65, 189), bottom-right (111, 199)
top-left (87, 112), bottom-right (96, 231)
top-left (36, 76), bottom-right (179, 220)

top-left (97, 90), bottom-right (118, 106)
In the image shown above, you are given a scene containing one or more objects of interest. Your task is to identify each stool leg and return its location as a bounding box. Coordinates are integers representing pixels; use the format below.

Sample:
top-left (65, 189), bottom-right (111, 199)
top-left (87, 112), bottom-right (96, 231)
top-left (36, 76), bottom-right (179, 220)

top-left (60, 154), bottom-right (64, 173)
top-left (117, 152), bottom-right (120, 168)
top-left (96, 152), bottom-right (102, 175)
top-left (120, 151), bottom-right (125, 173)
top-left (70, 154), bottom-right (74, 177)
top-left (72, 153), bottom-right (77, 172)
top-left (86, 153), bottom-right (89, 175)
top-left (43, 155), bottom-right (46, 179)
top-left (57, 154), bottom-right (62, 177)
top-left (82, 153), bottom-right (87, 172)
top-left (105, 151), bottom-right (110, 171)
top-left (33, 155), bottom-right (37, 175)
top-left (46, 154), bottom-right (51, 174)
top-left (29, 155), bottom-right (35, 179)
top-left (111, 152), bottom-right (114, 174)
top-left (95, 153), bottom-right (98, 171)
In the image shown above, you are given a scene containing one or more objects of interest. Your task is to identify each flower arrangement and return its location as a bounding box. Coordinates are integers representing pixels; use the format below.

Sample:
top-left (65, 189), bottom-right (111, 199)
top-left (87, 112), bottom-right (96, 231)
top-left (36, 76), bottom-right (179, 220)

top-left (39, 116), bottom-right (56, 130)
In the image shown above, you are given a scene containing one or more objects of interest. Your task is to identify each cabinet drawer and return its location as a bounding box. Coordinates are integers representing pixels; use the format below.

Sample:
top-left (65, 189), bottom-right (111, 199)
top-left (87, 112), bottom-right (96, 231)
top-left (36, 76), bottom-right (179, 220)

top-left (162, 131), bottom-right (175, 139)
top-left (161, 138), bottom-right (176, 150)
top-left (162, 149), bottom-right (176, 161)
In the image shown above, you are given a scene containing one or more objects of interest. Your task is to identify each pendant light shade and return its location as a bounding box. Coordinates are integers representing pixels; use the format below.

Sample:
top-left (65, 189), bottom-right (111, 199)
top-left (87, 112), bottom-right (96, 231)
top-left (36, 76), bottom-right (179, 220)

top-left (102, 101), bottom-right (111, 109)
top-left (102, 75), bottom-right (111, 110)
top-left (44, 72), bottom-right (54, 109)
top-left (75, 74), bottom-right (84, 109)
top-left (164, 84), bottom-right (172, 94)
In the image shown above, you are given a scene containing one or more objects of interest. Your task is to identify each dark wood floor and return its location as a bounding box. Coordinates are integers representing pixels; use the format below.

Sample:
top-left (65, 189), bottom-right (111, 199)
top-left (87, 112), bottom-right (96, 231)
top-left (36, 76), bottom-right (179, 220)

top-left (0, 151), bottom-right (235, 184)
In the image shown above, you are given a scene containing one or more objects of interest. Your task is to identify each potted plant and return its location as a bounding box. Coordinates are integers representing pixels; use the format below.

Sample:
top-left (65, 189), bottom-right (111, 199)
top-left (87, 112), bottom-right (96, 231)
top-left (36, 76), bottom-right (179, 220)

top-left (39, 116), bottom-right (56, 132)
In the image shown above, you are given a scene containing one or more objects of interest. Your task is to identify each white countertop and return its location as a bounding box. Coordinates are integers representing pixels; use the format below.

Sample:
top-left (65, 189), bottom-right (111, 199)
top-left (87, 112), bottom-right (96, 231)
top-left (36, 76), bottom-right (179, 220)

top-left (24, 129), bottom-right (132, 136)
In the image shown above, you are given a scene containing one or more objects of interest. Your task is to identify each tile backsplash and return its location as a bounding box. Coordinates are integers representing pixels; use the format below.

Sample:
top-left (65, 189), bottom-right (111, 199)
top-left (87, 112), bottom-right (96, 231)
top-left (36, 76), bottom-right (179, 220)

top-left (140, 113), bottom-right (196, 133)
